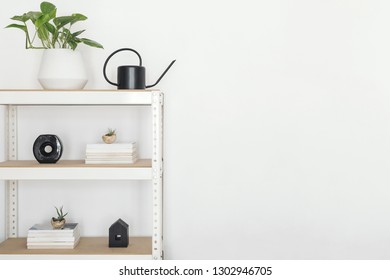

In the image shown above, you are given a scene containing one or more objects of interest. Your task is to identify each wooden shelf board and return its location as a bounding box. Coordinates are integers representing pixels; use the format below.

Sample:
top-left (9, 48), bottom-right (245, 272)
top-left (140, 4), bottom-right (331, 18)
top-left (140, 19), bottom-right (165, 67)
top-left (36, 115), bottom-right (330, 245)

top-left (0, 89), bottom-right (156, 92)
top-left (0, 237), bottom-right (152, 256)
top-left (0, 159), bottom-right (152, 180)
top-left (0, 90), bottom-right (159, 105)
top-left (0, 159), bottom-right (151, 168)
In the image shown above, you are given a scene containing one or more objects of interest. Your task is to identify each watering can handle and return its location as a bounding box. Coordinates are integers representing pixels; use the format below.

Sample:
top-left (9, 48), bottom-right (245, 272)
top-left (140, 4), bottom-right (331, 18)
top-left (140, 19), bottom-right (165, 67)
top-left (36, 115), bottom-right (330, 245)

top-left (103, 48), bottom-right (143, 86)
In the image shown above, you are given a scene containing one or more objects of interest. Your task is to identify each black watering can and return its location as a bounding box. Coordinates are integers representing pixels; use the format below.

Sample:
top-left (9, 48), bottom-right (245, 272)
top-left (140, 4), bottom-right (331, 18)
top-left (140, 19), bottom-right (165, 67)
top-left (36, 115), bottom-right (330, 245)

top-left (103, 48), bottom-right (176, 89)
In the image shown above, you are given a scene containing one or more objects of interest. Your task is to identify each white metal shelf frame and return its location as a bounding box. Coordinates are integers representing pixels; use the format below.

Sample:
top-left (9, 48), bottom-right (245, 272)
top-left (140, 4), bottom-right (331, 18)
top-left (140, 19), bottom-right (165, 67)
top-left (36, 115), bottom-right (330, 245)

top-left (0, 90), bottom-right (164, 260)
top-left (151, 92), bottom-right (163, 259)
top-left (6, 105), bottom-right (18, 239)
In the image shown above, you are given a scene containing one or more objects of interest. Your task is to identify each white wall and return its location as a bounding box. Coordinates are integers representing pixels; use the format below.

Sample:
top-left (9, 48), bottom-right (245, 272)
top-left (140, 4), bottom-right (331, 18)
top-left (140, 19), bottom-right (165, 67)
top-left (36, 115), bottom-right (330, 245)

top-left (1, 0), bottom-right (390, 259)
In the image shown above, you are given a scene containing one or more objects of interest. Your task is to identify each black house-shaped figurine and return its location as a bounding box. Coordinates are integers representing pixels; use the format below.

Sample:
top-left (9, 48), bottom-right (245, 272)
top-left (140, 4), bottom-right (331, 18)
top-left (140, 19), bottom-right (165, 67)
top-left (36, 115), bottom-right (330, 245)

top-left (109, 218), bottom-right (129, 248)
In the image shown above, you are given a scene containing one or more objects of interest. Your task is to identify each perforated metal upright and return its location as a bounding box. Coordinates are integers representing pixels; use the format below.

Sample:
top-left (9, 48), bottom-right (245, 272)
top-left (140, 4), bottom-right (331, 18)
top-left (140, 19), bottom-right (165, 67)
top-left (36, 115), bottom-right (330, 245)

top-left (5, 105), bottom-right (18, 239)
top-left (151, 91), bottom-right (164, 260)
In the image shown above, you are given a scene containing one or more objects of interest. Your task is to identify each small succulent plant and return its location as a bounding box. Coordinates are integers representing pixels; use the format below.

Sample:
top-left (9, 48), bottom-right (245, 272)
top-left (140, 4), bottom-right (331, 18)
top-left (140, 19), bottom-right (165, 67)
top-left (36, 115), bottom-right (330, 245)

top-left (52, 206), bottom-right (68, 221)
top-left (105, 128), bottom-right (116, 136)
top-left (102, 128), bottom-right (117, 144)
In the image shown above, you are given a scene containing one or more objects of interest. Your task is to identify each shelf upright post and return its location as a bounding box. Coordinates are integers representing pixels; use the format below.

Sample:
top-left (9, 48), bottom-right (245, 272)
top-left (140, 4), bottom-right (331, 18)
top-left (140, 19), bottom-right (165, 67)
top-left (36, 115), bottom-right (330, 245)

top-left (151, 91), bottom-right (163, 260)
top-left (5, 105), bottom-right (18, 238)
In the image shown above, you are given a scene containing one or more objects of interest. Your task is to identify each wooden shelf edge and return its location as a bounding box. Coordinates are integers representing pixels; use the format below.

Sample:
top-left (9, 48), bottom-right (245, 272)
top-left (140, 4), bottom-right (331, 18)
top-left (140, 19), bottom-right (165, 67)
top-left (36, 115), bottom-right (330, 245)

top-left (0, 159), bottom-right (151, 168)
top-left (0, 237), bottom-right (152, 256)
top-left (0, 90), bottom-right (161, 106)
top-left (0, 159), bottom-right (153, 180)
top-left (0, 89), bottom-right (158, 92)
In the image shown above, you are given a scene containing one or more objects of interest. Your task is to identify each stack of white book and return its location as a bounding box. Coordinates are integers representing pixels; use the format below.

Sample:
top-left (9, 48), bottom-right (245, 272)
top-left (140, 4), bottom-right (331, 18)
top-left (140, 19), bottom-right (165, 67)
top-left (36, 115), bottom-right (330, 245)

top-left (27, 223), bottom-right (80, 249)
top-left (85, 142), bottom-right (138, 164)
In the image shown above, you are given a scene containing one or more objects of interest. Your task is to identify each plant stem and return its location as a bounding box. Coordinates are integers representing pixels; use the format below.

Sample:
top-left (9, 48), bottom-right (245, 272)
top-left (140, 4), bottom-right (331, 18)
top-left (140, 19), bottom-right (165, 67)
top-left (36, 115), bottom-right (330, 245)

top-left (24, 22), bottom-right (33, 49)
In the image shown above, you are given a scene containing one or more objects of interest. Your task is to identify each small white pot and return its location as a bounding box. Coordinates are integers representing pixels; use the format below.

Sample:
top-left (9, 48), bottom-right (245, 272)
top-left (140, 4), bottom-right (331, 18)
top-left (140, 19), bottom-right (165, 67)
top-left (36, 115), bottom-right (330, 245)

top-left (38, 49), bottom-right (88, 90)
top-left (102, 134), bottom-right (117, 144)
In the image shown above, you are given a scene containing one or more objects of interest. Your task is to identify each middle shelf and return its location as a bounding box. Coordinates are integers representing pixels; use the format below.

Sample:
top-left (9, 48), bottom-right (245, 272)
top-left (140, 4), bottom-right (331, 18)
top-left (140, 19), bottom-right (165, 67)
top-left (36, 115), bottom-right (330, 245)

top-left (0, 159), bottom-right (152, 180)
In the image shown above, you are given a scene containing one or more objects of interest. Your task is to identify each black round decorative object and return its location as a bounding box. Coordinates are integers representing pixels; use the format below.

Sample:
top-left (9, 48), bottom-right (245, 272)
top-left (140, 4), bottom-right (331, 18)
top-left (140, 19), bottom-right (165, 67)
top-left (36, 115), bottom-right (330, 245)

top-left (33, 134), bottom-right (63, 164)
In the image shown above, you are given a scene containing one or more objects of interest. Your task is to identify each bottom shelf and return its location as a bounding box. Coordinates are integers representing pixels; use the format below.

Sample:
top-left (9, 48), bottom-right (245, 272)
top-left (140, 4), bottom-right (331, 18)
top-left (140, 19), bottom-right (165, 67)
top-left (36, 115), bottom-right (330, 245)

top-left (0, 237), bottom-right (152, 259)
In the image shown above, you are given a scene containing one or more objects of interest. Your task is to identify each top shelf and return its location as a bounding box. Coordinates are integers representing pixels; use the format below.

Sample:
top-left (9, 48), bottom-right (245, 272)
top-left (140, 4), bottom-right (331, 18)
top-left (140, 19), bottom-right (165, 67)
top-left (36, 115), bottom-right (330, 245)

top-left (0, 90), bottom-right (159, 105)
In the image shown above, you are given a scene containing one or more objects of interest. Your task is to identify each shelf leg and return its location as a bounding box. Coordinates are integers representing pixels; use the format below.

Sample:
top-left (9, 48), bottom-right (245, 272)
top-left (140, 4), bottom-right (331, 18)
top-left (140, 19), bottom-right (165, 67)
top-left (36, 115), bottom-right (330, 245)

top-left (152, 91), bottom-right (163, 260)
top-left (5, 181), bottom-right (18, 238)
top-left (6, 105), bottom-right (18, 238)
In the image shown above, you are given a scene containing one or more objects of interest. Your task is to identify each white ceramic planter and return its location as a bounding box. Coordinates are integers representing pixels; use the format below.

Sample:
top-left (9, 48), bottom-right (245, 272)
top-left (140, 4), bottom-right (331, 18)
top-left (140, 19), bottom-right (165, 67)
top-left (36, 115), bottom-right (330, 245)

top-left (38, 49), bottom-right (88, 90)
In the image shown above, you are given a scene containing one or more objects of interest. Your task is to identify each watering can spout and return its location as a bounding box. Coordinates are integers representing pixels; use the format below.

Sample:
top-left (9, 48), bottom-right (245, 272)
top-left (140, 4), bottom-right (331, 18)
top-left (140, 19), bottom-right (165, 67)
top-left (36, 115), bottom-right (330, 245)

top-left (146, 60), bottom-right (176, 88)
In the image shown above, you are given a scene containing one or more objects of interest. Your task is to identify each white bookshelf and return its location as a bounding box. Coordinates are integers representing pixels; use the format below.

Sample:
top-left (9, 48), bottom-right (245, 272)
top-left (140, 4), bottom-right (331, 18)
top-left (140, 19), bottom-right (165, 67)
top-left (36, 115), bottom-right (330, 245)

top-left (0, 90), bottom-right (163, 260)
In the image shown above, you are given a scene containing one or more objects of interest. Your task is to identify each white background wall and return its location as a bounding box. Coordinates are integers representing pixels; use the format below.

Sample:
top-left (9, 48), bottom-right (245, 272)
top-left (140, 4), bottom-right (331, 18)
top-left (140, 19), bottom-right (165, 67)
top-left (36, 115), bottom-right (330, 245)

top-left (1, 0), bottom-right (390, 259)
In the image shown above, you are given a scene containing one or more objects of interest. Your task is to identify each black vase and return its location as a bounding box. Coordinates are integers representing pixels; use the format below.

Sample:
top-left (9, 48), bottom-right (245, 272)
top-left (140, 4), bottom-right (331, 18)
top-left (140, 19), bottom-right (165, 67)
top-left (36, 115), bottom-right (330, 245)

top-left (33, 134), bottom-right (63, 164)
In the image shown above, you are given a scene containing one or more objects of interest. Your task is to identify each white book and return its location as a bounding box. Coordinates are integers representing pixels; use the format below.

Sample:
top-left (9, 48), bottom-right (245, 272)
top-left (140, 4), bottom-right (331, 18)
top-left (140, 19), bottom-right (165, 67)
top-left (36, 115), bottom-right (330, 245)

top-left (29, 223), bottom-right (78, 232)
top-left (85, 160), bottom-right (138, 163)
top-left (87, 142), bottom-right (136, 147)
top-left (86, 147), bottom-right (137, 151)
top-left (85, 154), bottom-right (137, 159)
top-left (86, 143), bottom-right (136, 151)
top-left (27, 231), bottom-right (80, 243)
top-left (28, 237), bottom-right (80, 246)
top-left (86, 150), bottom-right (137, 155)
top-left (27, 237), bottom-right (80, 249)
top-left (86, 154), bottom-right (138, 159)
top-left (28, 244), bottom-right (77, 249)
top-left (27, 237), bottom-right (78, 243)
top-left (28, 223), bottom-right (79, 237)
top-left (86, 150), bottom-right (137, 153)
top-left (85, 159), bottom-right (138, 164)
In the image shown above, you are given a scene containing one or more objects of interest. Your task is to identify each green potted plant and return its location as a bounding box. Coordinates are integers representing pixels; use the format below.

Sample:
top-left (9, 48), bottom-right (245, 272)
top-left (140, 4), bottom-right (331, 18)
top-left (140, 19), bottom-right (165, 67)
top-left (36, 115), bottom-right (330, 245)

top-left (102, 128), bottom-right (117, 144)
top-left (5, 1), bottom-right (103, 90)
top-left (51, 206), bottom-right (68, 229)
